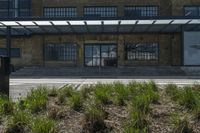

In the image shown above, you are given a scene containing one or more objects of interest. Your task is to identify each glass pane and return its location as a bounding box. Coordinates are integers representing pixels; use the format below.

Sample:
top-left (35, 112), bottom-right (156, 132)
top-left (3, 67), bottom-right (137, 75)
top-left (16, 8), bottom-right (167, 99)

top-left (101, 45), bottom-right (109, 58)
top-left (85, 45), bottom-right (93, 57)
top-left (93, 45), bottom-right (100, 57)
top-left (85, 57), bottom-right (93, 66)
top-left (45, 43), bottom-right (76, 61)
top-left (125, 6), bottom-right (158, 17)
top-left (84, 6), bottom-right (117, 17)
top-left (126, 43), bottom-right (159, 60)
top-left (185, 7), bottom-right (198, 16)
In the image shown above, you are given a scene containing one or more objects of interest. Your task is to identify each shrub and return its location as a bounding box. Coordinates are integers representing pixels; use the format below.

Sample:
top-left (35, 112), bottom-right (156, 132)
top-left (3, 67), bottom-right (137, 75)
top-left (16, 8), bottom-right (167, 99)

top-left (0, 95), bottom-right (14, 115)
top-left (112, 82), bottom-right (129, 105)
top-left (22, 86), bottom-right (48, 113)
top-left (68, 92), bottom-right (83, 111)
top-left (171, 113), bottom-right (193, 133)
top-left (6, 110), bottom-right (31, 133)
top-left (31, 117), bottom-right (56, 133)
top-left (94, 83), bottom-right (111, 104)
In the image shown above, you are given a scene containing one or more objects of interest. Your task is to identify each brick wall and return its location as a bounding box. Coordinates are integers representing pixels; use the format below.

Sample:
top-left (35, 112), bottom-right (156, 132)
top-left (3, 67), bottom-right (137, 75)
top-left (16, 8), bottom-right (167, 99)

top-left (0, 34), bottom-right (182, 68)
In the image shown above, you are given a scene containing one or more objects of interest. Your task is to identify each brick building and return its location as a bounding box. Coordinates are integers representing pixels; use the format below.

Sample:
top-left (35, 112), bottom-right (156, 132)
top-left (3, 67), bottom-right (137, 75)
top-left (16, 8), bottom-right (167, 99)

top-left (0, 0), bottom-right (200, 69)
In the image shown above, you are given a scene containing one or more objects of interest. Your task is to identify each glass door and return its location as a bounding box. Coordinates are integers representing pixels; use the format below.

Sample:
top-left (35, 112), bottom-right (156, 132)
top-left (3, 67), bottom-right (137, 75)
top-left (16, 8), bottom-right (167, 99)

top-left (84, 43), bottom-right (117, 67)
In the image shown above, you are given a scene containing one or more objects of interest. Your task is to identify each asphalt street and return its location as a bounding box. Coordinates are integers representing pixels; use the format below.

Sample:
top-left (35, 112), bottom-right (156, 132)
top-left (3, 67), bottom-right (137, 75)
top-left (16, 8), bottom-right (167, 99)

top-left (10, 77), bottom-right (200, 100)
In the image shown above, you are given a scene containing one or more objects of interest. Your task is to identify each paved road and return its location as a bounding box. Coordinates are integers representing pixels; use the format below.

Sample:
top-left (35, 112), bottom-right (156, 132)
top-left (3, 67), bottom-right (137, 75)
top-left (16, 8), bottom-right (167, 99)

top-left (10, 77), bottom-right (200, 100)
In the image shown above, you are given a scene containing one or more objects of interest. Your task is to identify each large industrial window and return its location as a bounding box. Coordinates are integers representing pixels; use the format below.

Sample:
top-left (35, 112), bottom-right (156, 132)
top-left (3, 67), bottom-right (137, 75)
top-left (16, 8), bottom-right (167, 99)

top-left (124, 6), bottom-right (158, 17)
top-left (44, 7), bottom-right (77, 18)
top-left (0, 48), bottom-right (21, 57)
top-left (184, 6), bottom-right (200, 16)
top-left (84, 44), bottom-right (117, 67)
top-left (125, 43), bottom-right (159, 61)
top-left (84, 6), bottom-right (117, 17)
top-left (45, 44), bottom-right (77, 61)
top-left (0, 0), bottom-right (31, 18)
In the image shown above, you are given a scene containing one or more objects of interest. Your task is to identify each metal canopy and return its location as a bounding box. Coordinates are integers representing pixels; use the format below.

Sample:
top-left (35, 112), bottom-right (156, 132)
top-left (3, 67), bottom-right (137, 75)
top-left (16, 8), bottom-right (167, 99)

top-left (0, 17), bottom-right (200, 35)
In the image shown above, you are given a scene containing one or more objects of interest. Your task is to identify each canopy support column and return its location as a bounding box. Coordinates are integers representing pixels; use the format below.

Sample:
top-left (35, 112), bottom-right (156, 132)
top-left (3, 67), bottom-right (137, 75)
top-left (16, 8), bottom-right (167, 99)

top-left (6, 26), bottom-right (11, 57)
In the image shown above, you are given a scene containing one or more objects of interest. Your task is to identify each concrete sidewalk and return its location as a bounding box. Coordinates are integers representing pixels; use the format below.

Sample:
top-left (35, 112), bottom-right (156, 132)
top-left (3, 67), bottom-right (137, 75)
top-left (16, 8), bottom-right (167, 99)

top-left (10, 77), bottom-right (200, 100)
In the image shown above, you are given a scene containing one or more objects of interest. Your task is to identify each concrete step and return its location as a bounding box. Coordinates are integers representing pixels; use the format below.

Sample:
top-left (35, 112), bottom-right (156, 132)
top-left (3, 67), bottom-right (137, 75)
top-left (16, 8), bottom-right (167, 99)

top-left (11, 66), bottom-right (186, 77)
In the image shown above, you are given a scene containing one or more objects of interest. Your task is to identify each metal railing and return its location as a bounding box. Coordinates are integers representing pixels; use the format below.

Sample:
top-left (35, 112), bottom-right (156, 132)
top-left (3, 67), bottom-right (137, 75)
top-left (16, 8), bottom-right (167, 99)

top-left (0, 57), bottom-right (10, 96)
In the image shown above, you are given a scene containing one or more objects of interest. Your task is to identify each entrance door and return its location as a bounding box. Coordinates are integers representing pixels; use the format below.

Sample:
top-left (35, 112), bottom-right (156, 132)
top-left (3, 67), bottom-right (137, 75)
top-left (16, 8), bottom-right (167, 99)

top-left (84, 43), bottom-right (117, 67)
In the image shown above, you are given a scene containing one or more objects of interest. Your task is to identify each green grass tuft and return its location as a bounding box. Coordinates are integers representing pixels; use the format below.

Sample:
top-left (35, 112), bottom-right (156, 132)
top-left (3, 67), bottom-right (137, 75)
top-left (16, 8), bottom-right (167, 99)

top-left (171, 113), bottom-right (193, 133)
top-left (21, 86), bottom-right (48, 113)
top-left (31, 117), bottom-right (57, 133)
top-left (6, 110), bottom-right (32, 133)
top-left (68, 92), bottom-right (83, 111)
top-left (57, 85), bottom-right (75, 104)
top-left (94, 83), bottom-right (112, 104)
top-left (0, 95), bottom-right (14, 115)
top-left (112, 81), bottom-right (129, 106)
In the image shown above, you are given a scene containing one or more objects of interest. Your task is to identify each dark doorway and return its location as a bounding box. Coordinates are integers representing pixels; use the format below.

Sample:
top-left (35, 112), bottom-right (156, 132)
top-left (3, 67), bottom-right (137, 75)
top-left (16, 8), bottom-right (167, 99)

top-left (84, 43), bottom-right (117, 67)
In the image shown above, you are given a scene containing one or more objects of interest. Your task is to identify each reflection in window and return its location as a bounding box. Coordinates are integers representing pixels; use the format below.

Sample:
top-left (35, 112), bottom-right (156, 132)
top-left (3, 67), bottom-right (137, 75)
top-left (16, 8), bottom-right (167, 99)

top-left (44, 7), bottom-right (77, 18)
top-left (125, 43), bottom-right (159, 61)
top-left (84, 6), bottom-right (117, 17)
top-left (184, 6), bottom-right (200, 16)
top-left (45, 44), bottom-right (77, 61)
top-left (125, 6), bottom-right (158, 17)
top-left (84, 44), bottom-right (117, 67)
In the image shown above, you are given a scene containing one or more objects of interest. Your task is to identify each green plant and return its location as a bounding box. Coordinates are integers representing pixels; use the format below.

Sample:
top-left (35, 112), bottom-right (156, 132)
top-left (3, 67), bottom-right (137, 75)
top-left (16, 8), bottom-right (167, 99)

top-left (22, 86), bottom-right (48, 113)
top-left (80, 85), bottom-right (94, 99)
top-left (179, 87), bottom-right (198, 110)
top-left (6, 110), bottom-right (31, 133)
top-left (112, 81), bottom-right (129, 105)
top-left (68, 92), bottom-right (83, 111)
top-left (194, 103), bottom-right (200, 120)
top-left (144, 84), bottom-right (160, 104)
top-left (31, 117), bottom-right (56, 133)
top-left (48, 87), bottom-right (58, 97)
top-left (171, 113), bottom-right (193, 133)
top-left (130, 95), bottom-right (151, 114)
top-left (94, 83), bottom-right (111, 104)
top-left (84, 96), bottom-right (106, 132)
top-left (0, 95), bottom-right (14, 115)
top-left (165, 84), bottom-right (182, 101)
top-left (57, 85), bottom-right (75, 104)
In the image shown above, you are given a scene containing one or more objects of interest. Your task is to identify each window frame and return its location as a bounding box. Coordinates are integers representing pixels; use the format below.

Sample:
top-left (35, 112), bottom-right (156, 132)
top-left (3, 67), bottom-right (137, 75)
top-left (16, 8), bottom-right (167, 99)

top-left (0, 48), bottom-right (21, 58)
top-left (125, 42), bottom-right (159, 61)
top-left (184, 5), bottom-right (200, 16)
top-left (124, 5), bottom-right (159, 17)
top-left (0, 0), bottom-right (31, 18)
top-left (84, 6), bottom-right (118, 18)
top-left (44, 43), bottom-right (77, 61)
top-left (43, 7), bottom-right (77, 18)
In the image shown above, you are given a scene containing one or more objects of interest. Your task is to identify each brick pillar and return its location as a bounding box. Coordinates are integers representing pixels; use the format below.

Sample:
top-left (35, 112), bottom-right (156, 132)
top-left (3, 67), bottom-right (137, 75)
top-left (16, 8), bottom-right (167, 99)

top-left (117, 35), bottom-right (124, 67)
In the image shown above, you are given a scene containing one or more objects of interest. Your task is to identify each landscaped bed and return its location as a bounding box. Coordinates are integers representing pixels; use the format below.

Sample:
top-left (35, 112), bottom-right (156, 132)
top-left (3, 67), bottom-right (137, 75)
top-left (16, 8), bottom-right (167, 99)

top-left (0, 82), bottom-right (200, 133)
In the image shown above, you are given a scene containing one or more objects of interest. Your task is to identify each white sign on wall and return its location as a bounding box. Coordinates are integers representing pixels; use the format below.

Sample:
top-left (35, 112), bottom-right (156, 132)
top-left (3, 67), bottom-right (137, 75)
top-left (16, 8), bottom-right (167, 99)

top-left (184, 32), bottom-right (200, 65)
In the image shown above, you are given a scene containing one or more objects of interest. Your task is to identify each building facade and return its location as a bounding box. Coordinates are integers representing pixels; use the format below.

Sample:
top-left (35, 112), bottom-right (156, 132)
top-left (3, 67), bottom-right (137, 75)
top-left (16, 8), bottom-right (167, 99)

top-left (0, 0), bottom-right (200, 69)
